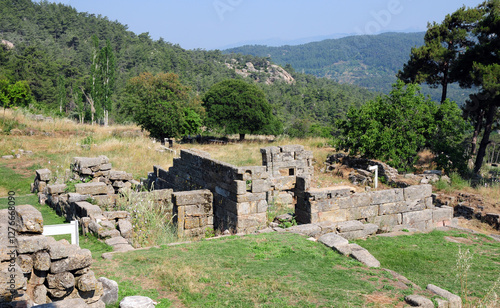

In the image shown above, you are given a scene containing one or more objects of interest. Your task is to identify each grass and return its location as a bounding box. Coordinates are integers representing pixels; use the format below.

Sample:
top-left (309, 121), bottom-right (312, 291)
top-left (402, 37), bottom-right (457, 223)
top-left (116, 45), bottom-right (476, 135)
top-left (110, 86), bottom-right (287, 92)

top-left (91, 232), bottom-right (432, 307)
top-left (354, 230), bottom-right (500, 305)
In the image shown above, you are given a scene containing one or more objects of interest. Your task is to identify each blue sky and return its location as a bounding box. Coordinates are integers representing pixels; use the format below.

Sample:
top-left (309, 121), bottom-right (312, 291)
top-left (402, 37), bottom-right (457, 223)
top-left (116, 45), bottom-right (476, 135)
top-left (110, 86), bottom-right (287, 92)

top-left (53, 0), bottom-right (484, 50)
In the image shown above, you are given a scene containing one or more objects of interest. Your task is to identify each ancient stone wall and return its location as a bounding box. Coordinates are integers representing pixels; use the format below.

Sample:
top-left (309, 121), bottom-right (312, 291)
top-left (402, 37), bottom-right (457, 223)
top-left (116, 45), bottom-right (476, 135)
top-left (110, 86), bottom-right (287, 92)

top-left (295, 183), bottom-right (455, 232)
top-left (0, 205), bottom-right (104, 307)
top-left (173, 190), bottom-right (213, 238)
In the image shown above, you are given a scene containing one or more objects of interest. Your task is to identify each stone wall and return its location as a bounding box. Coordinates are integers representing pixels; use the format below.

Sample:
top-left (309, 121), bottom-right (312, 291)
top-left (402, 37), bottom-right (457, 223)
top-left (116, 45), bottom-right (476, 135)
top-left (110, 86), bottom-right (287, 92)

top-left (173, 190), bottom-right (213, 238)
top-left (295, 183), bottom-right (455, 232)
top-left (0, 205), bottom-right (104, 307)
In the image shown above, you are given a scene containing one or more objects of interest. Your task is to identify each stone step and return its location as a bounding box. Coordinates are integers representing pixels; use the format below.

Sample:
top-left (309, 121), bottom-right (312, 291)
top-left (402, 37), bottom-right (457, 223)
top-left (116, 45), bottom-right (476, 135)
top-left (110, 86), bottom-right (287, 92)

top-left (104, 236), bottom-right (135, 252)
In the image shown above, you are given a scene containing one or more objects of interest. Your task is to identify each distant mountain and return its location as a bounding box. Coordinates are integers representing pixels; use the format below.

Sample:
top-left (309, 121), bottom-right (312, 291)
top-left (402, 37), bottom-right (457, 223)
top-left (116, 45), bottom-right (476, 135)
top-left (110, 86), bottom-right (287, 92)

top-left (224, 32), bottom-right (473, 105)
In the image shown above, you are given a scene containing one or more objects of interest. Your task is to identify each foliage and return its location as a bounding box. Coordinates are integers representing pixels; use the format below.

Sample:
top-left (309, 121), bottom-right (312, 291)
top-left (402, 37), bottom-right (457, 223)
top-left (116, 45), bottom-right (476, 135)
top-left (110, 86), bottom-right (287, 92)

top-left (335, 81), bottom-right (469, 172)
top-left (202, 79), bottom-right (282, 140)
top-left (126, 72), bottom-right (203, 139)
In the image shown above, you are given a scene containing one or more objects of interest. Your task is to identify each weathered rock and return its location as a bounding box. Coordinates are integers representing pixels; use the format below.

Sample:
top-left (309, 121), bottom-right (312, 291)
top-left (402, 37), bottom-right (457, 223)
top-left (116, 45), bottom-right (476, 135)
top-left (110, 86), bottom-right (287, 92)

top-left (119, 295), bottom-right (156, 308)
top-left (1, 262), bottom-right (27, 294)
top-left (50, 248), bottom-right (92, 274)
top-left (349, 244), bottom-right (380, 268)
top-left (33, 284), bottom-right (47, 305)
top-left (36, 169), bottom-right (52, 181)
top-left (285, 224), bottom-right (321, 237)
top-left (15, 204), bottom-right (44, 234)
top-left (75, 182), bottom-right (107, 195)
top-left (47, 239), bottom-right (71, 260)
top-left (117, 219), bottom-right (133, 239)
top-left (16, 235), bottom-right (56, 254)
top-left (405, 295), bottom-right (434, 308)
top-left (32, 251), bottom-right (51, 271)
top-left (46, 272), bottom-right (75, 290)
top-left (103, 211), bottom-right (130, 220)
top-left (74, 201), bottom-right (102, 219)
top-left (98, 277), bottom-right (118, 305)
top-left (427, 284), bottom-right (462, 308)
top-left (67, 193), bottom-right (91, 203)
top-left (47, 184), bottom-right (67, 195)
top-left (109, 170), bottom-right (133, 181)
top-left (78, 280), bottom-right (103, 304)
top-left (76, 271), bottom-right (98, 292)
top-left (16, 254), bottom-right (33, 274)
top-left (318, 233), bottom-right (351, 255)
top-left (29, 269), bottom-right (48, 286)
top-left (337, 220), bottom-right (364, 232)
top-left (33, 297), bottom-right (89, 308)
top-left (88, 299), bottom-right (106, 308)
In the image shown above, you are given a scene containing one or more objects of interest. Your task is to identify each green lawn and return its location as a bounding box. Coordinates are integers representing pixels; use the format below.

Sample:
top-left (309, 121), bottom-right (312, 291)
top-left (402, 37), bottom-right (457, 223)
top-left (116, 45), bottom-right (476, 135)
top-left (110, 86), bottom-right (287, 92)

top-left (92, 232), bottom-right (426, 308)
top-left (0, 163), bottom-right (35, 196)
top-left (354, 230), bottom-right (500, 305)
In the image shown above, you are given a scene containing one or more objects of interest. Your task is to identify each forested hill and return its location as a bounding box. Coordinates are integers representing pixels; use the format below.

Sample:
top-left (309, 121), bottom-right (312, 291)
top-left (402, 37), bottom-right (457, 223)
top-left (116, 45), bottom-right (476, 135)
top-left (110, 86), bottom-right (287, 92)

top-left (0, 0), bottom-right (376, 136)
top-left (225, 32), bottom-right (471, 104)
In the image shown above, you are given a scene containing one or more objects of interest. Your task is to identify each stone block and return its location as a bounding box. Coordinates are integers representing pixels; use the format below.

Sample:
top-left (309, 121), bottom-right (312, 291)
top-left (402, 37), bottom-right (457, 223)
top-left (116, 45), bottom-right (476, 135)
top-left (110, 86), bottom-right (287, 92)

top-left (68, 193), bottom-right (90, 203)
top-left (433, 206), bottom-right (454, 222)
top-left (368, 214), bottom-right (402, 230)
top-left (236, 192), bottom-right (267, 203)
top-left (104, 211), bottom-right (130, 220)
top-left (285, 224), bottom-right (321, 237)
top-left (48, 239), bottom-right (72, 260)
top-left (337, 220), bottom-right (364, 232)
top-left (370, 189), bottom-right (404, 205)
top-left (316, 209), bottom-right (347, 223)
top-left (120, 296), bottom-right (156, 308)
top-left (0, 262), bottom-right (26, 292)
top-left (33, 284), bottom-right (47, 304)
top-left (36, 169), bottom-right (52, 181)
top-left (98, 277), bottom-right (119, 305)
top-left (74, 201), bottom-right (102, 219)
top-left (92, 194), bottom-right (117, 207)
top-left (34, 298), bottom-right (89, 308)
top-left (184, 217), bottom-right (200, 229)
top-left (318, 233), bottom-right (349, 248)
top-left (405, 295), bottom-right (434, 308)
top-left (47, 184), bottom-right (67, 195)
top-left (46, 272), bottom-right (75, 290)
top-left (33, 250), bottom-right (51, 271)
top-left (50, 248), bottom-right (92, 273)
top-left (349, 244), bottom-right (380, 268)
top-left (173, 189), bottom-right (212, 206)
top-left (404, 184), bottom-right (433, 201)
top-left (75, 182), bottom-right (107, 195)
top-left (236, 212), bottom-right (267, 230)
top-left (271, 176), bottom-right (296, 190)
top-left (402, 209), bottom-right (433, 225)
top-left (16, 235), bottom-right (56, 254)
top-left (251, 179), bottom-right (269, 193)
top-left (99, 163), bottom-right (112, 171)
top-left (16, 254), bottom-right (33, 274)
top-left (76, 271), bottom-right (99, 292)
top-left (118, 219), bottom-right (133, 238)
top-left (15, 204), bottom-right (44, 234)
top-left (427, 284), bottom-right (462, 308)
top-left (347, 205), bottom-right (379, 220)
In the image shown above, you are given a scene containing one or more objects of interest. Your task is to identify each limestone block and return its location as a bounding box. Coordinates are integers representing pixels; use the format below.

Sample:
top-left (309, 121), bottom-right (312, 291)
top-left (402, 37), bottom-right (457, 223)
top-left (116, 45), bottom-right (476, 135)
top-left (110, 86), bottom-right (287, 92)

top-left (67, 193), bottom-right (90, 203)
top-left (99, 163), bottom-right (112, 171)
top-left (76, 271), bottom-right (99, 292)
top-left (286, 224), bottom-right (321, 237)
top-left (368, 214), bottom-right (402, 230)
top-left (74, 201), bottom-right (102, 219)
top-left (75, 182), bottom-right (107, 195)
top-left (236, 212), bottom-right (268, 230)
top-left (427, 284), bottom-right (462, 308)
top-left (118, 219), bottom-right (133, 239)
top-left (36, 169), bottom-right (52, 181)
top-left (337, 220), bottom-right (364, 232)
top-left (425, 196), bottom-right (434, 209)
top-left (109, 170), bottom-right (133, 181)
top-left (32, 250), bottom-right (51, 271)
top-left (370, 189), bottom-right (404, 205)
top-left (34, 297), bottom-right (89, 308)
top-left (15, 204), bottom-right (44, 234)
top-left (120, 296), bottom-right (156, 308)
top-left (47, 184), bottom-right (67, 195)
top-left (404, 184), bottom-right (433, 201)
top-left (316, 209), bottom-right (347, 223)
top-left (74, 156), bottom-right (109, 169)
top-left (33, 284), bottom-right (47, 304)
top-left (98, 229), bottom-right (121, 239)
top-left (16, 235), bottom-right (56, 254)
top-left (433, 206), bottom-right (454, 222)
top-left (347, 205), bottom-right (379, 220)
top-left (46, 272), bottom-right (75, 290)
top-left (103, 211), bottom-right (130, 220)
top-left (251, 179), bottom-right (269, 193)
top-left (48, 239), bottom-right (72, 260)
top-left (402, 209), bottom-right (433, 225)
top-left (16, 254), bottom-right (33, 274)
top-left (37, 181), bottom-right (47, 193)
top-left (236, 192), bottom-right (267, 203)
top-left (98, 277), bottom-right (118, 305)
top-left (318, 233), bottom-right (349, 248)
top-left (49, 248), bottom-right (92, 273)
top-left (184, 217), bottom-right (200, 229)
top-left (349, 244), bottom-right (380, 268)
top-left (92, 194), bottom-right (117, 207)
top-left (173, 189), bottom-right (212, 206)
top-left (405, 295), bottom-right (434, 308)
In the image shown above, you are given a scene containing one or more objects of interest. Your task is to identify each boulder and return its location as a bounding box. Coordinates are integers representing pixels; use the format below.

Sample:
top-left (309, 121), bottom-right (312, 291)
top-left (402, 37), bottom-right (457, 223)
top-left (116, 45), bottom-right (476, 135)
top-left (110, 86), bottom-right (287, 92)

top-left (98, 277), bottom-right (118, 305)
top-left (120, 296), bottom-right (156, 308)
top-left (15, 204), bottom-right (44, 234)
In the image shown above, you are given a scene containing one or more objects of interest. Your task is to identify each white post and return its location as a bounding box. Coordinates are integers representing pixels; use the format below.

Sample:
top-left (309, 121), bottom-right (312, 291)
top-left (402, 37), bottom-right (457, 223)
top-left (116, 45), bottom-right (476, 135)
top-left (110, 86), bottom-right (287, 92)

top-left (42, 220), bottom-right (79, 246)
top-left (368, 165), bottom-right (378, 189)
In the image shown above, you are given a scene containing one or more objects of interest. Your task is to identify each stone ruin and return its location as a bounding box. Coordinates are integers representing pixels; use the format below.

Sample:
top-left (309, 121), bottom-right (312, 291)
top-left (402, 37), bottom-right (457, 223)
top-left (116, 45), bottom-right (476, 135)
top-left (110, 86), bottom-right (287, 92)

top-left (0, 205), bottom-right (107, 307)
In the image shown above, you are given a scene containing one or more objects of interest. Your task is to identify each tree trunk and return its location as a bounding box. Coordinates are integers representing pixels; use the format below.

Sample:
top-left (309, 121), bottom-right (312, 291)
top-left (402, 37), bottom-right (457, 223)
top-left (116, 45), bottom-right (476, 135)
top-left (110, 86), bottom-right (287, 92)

top-left (239, 133), bottom-right (245, 141)
top-left (470, 109), bottom-right (484, 156)
top-left (474, 103), bottom-right (497, 174)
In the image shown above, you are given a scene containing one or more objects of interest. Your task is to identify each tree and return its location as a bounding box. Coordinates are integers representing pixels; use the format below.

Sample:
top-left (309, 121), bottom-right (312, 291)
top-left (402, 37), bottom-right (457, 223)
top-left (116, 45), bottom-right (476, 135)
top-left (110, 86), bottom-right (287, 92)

top-left (126, 72), bottom-right (203, 140)
top-left (398, 7), bottom-right (480, 103)
top-left (202, 79), bottom-right (282, 140)
top-left (454, 0), bottom-right (500, 174)
top-left (335, 81), bottom-right (469, 172)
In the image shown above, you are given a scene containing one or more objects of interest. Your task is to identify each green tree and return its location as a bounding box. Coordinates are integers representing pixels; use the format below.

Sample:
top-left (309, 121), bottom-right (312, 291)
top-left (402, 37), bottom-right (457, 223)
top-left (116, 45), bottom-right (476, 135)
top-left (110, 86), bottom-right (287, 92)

top-left (398, 7), bottom-right (479, 103)
top-left (0, 78), bottom-right (11, 120)
top-left (335, 81), bottom-right (469, 172)
top-left (202, 79), bottom-right (282, 140)
top-left (126, 72), bottom-right (202, 139)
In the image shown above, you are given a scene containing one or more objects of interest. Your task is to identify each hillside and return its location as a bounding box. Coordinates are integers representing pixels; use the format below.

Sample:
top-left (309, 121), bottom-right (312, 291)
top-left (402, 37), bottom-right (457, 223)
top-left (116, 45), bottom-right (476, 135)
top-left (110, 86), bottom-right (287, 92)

top-left (225, 32), bottom-right (472, 104)
top-left (0, 0), bottom-right (376, 136)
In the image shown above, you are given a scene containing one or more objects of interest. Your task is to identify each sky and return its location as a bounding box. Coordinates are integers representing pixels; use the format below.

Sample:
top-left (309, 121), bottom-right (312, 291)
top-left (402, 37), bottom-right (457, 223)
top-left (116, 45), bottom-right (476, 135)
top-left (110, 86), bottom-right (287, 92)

top-left (53, 0), bottom-right (484, 50)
